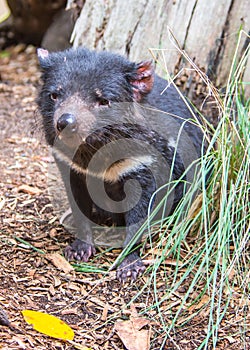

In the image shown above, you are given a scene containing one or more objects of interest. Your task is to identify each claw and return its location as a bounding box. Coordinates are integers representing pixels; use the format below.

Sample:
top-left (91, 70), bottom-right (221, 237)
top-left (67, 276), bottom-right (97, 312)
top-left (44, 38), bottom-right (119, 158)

top-left (116, 252), bottom-right (145, 282)
top-left (64, 238), bottom-right (96, 262)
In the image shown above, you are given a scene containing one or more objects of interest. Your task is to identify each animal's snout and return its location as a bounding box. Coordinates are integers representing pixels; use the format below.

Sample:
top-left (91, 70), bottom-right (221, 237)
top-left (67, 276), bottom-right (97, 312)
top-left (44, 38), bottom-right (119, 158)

top-left (57, 113), bottom-right (77, 133)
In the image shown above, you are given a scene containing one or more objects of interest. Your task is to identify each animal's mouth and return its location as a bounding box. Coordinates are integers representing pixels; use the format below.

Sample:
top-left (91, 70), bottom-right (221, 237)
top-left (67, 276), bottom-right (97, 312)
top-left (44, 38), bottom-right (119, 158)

top-left (57, 130), bottom-right (83, 150)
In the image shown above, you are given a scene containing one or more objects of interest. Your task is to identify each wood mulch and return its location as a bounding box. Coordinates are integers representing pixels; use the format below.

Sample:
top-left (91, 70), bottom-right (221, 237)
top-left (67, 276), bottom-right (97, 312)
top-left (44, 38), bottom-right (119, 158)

top-left (0, 45), bottom-right (249, 350)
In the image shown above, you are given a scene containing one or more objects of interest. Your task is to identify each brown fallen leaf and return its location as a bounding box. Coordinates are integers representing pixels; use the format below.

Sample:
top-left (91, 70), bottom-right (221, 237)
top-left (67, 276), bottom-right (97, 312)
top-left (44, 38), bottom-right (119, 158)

top-left (17, 184), bottom-right (41, 195)
top-left (45, 253), bottom-right (74, 274)
top-left (114, 304), bottom-right (151, 350)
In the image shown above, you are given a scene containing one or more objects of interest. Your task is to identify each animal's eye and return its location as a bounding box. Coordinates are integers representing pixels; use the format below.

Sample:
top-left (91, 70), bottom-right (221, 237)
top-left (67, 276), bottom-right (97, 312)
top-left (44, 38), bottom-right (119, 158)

top-left (50, 92), bottom-right (58, 101)
top-left (97, 98), bottom-right (110, 107)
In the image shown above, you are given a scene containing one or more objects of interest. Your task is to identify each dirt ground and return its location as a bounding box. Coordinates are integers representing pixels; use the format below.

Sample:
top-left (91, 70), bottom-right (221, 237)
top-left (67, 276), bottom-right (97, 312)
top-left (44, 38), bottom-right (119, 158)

top-left (0, 45), bottom-right (249, 350)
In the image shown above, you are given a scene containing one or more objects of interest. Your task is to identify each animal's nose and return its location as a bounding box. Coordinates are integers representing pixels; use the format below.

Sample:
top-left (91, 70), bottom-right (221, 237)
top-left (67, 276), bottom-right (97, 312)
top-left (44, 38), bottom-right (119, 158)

top-left (57, 113), bottom-right (77, 133)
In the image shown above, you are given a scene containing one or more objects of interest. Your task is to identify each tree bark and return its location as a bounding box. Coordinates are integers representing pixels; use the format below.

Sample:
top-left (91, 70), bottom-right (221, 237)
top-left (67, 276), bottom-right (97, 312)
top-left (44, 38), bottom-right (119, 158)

top-left (70, 0), bottom-right (249, 94)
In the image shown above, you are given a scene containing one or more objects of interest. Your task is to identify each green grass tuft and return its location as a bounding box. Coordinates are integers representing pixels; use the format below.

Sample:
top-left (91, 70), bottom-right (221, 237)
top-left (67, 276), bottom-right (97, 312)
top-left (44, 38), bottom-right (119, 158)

top-left (114, 30), bottom-right (250, 349)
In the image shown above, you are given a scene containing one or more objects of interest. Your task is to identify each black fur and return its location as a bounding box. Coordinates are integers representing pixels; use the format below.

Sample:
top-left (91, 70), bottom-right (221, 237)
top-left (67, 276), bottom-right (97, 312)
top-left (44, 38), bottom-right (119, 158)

top-left (37, 47), bottom-right (206, 282)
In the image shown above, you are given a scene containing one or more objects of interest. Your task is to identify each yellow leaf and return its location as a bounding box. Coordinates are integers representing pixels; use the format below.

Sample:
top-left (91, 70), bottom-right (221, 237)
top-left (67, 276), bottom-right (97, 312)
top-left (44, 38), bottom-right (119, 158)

top-left (22, 310), bottom-right (74, 340)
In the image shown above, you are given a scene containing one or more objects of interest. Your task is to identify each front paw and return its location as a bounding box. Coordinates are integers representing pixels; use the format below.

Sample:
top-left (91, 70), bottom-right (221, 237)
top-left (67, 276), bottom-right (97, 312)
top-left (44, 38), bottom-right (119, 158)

top-left (64, 238), bottom-right (96, 262)
top-left (116, 252), bottom-right (146, 282)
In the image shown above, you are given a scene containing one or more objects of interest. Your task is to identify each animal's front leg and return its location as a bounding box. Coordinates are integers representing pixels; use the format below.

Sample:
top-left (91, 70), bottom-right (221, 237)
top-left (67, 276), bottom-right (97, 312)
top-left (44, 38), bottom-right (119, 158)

top-left (64, 195), bottom-right (96, 263)
top-left (56, 160), bottom-right (96, 262)
top-left (64, 238), bottom-right (96, 262)
top-left (116, 223), bottom-right (146, 282)
top-left (116, 172), bottom-right (156, 282)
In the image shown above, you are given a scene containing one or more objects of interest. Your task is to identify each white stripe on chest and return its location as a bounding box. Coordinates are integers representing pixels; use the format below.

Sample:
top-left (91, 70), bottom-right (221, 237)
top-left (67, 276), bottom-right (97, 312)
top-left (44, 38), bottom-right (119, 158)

top-left (53, 148), bottom-right (154, 183)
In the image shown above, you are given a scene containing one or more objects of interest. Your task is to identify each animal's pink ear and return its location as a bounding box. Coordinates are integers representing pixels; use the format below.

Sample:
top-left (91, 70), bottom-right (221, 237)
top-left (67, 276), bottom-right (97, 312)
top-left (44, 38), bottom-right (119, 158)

top-left (37, 48), bottom-right (49, 60)
top-left (130, 61), bottom-right (154, 101)
top-left (37, 48), bottom-right (52, 69)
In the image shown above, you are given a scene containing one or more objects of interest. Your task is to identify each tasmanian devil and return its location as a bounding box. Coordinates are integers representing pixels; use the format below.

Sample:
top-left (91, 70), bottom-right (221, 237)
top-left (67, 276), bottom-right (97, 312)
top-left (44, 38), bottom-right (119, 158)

top-left (37, 47), bottom-right (207, 282)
